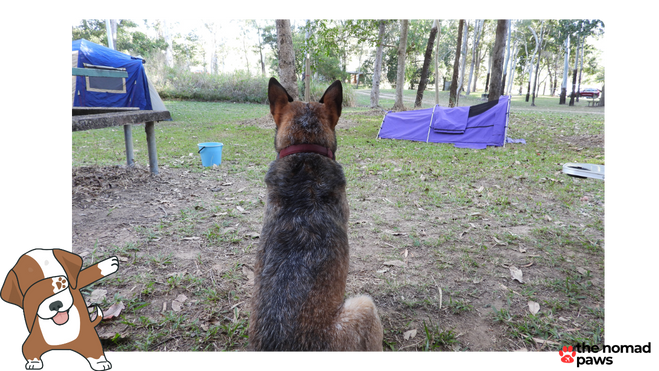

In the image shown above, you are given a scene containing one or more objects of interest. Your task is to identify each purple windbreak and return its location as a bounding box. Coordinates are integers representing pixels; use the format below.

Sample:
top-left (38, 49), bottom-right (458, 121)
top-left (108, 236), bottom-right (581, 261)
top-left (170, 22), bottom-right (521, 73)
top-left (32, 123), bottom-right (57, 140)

top-left (377, 95), bottom-right (510, 149)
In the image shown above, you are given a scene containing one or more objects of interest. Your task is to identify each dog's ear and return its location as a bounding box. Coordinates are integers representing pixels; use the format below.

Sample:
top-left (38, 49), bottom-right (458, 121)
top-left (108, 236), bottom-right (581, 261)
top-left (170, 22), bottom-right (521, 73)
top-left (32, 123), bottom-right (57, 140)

top-left (319, 80), bottom-right (343, 124)
top-left (268, 78), bottom-right (293, 124)
top-left (1, 270), bottom-right (23, 308)
top-left (53, 249), bottom-right (83, 289)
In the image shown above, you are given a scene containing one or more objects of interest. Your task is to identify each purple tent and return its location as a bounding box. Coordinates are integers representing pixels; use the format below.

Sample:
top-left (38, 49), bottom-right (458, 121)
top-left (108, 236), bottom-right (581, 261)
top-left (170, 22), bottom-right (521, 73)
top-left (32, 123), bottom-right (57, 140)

top-left (377, 95), bottom-right (511, 149)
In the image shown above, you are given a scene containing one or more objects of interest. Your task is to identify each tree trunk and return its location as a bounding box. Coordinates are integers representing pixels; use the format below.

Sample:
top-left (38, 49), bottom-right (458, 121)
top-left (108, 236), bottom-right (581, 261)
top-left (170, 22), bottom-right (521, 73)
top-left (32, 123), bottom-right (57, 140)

top-left (370, 20), bottom-right (386, 108)
top-left (457, 20), bottom-right (469, 96)
top-left (393, 20), bottom-right (409, 111)
top-left (449, 20), bottom-right (464, 107)
top-left (466, 20), bottom-right (483, 95)
top-left (560, 36), bottom-right (570, 105)
top-left (275, 19), bottom-right (298, 100)
top-left (501, 20), bottom-right (511, 97)
top-left (577, 36), bottom-right (584, 102)
top-left (526, 25), bottom-right (539, 102)
top-left (434, 20), bottom-right (441, 105)
top-left (569, 35), bottom-right (579, 106)
top-left (484, 49), bottom-right (491, 93)
top-left (488, 20), bottom-right (507, 101)
top-left (162, 20), bottom-right (174, 68)
top-left (531, 23), bottom-right (545, 106)
top-left (415, 20), bottom-right (439, 108)
top-left (599, 84), bottom-right (605, 106)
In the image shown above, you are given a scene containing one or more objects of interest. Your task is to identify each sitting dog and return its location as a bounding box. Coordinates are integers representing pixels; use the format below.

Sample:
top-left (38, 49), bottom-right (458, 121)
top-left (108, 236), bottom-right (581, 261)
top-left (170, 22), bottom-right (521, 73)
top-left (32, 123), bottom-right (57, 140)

top-left (1, 249), bottom-right (118, 370)
top-left (249, 78), bottom-right (383, 351)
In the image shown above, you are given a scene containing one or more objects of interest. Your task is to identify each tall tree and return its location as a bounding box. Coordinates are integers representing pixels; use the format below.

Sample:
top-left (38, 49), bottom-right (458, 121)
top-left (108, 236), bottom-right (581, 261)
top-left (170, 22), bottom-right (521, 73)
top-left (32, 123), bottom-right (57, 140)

top-left (560, 35), bottom-right (570, 104)
top-left (449, 20), bottom-right (464, 107)
top-left (466, 20), bottom-right (483, 95)
top-left (488, 20), bottom-right (508, 101)
top-left (457, 20), bottom-right (469, 96)
top-left (501, 20), bottom-right (511, 96)
top-left (531, 22), bottom-right (546, 106)
top-left (275, 19), bottom-right (298, 100)
top-left (370, 20), bottom-right (387, 108)
top-left (414, 20), bottom-right (439, 108)
top-left (525, 24), bottom-right (540, 102)
top-left (434, 20), bottom-right (442, 105)
top-left (392, 20), bottom-right (409, 111)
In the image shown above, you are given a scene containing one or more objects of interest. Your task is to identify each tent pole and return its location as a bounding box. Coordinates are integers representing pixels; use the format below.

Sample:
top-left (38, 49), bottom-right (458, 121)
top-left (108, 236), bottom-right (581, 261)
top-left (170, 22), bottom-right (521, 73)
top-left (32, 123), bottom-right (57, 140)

top-left (376, 112), bottom-right (388, 139)
top-left (503, 95), bottom-right (511, 148)
top-left (426, 105), bottom-right (438, 142)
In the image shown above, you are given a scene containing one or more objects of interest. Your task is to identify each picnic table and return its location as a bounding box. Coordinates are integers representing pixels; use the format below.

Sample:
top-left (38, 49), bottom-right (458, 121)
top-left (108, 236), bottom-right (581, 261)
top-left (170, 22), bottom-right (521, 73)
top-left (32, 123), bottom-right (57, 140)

top-left (72, 110), bottom-right (171, 175)
top-left (585, 97), bottom-right (600, 107)
top-left (72, 67), bottom-right (171, 175)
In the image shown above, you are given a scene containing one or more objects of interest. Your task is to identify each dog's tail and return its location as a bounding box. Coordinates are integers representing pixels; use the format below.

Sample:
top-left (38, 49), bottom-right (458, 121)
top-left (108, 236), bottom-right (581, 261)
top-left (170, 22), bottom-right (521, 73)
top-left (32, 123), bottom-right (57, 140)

top-left (88, 305), bottom-right (103, 327)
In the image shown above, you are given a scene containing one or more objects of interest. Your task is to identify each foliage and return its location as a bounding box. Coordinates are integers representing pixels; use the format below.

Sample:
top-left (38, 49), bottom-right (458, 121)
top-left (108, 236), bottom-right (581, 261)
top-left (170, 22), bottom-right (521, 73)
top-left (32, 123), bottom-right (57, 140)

top-left (160, 69), bottom-right (269, 103)
top-left (72, 19), bottom-right (167, 59)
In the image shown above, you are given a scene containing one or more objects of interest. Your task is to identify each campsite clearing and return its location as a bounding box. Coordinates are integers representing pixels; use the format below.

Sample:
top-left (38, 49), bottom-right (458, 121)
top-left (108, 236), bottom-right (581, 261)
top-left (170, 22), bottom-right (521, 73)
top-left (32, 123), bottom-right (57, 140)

top-left (72, 98), bottom-right (604, 352)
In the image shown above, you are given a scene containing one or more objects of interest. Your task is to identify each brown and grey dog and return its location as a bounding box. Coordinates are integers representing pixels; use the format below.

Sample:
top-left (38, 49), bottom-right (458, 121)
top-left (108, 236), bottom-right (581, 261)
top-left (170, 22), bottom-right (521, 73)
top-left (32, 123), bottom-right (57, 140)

top-left (249, 78), bottom-right (383, 351)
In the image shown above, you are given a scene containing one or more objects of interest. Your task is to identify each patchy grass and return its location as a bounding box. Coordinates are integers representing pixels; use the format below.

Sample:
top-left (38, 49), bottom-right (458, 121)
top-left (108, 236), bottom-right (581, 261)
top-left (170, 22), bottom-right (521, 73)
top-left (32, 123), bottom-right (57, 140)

top-left (72, 90), bottom-right (604, 352)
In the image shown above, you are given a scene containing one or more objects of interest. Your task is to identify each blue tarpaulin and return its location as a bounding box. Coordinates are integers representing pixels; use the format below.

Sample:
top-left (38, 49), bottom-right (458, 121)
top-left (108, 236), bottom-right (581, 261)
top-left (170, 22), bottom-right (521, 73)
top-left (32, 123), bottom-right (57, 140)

top-left (377, 96), bottom-right (511, 149)
top-left (72, 39), bottom-right (165, 111)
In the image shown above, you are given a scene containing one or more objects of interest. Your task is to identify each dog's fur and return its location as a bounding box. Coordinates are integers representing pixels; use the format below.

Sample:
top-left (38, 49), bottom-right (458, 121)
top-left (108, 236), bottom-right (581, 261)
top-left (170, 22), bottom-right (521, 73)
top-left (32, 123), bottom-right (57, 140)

top-left (249, 78), bottom-right (383, 351)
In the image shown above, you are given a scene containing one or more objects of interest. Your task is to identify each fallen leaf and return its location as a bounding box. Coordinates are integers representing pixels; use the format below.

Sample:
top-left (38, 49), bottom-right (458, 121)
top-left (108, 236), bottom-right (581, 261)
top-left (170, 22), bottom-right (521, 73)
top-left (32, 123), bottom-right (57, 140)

top-left (403, 329), bottom-right (417, 340)
top-left (544, 215), bottom-right (552, 222)
top-left (103, 302), bottom-right (125, 320)
top-left (88, 289), bottom-right (107, 305)
top-left (244, 232), bottom-right (260, 239)
top-left (242, 265), bottom-right (255, 286)
top-left (376, 268), bottom-right (389, 274)
top-left (518, 246), bottom-right (527, 253)
top-left (576, 267), bottom-right (589, 276)
top-left (383, 260), bottom-right (405, 267)
top-left (493, 237), bottom-right (507, 246)
top-left (528, 301), bottom-right (540, 314)
top-left (509, 266), bottom-right (524, 283)
top-left (183, 236), bottom-right (201, 241)
top-left (236, 206), bottom-right (245, 213)
top-left (172, 294), bottom-right (188, 312)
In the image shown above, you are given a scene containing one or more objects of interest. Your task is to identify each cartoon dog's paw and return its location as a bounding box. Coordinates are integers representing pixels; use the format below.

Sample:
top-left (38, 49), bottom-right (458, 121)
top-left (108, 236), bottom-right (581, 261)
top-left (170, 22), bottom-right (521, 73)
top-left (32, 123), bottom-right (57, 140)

top-left (98, 256), bottom-right (119, 276)
top-left (559, 345), bottom-right (576, 363)
top-left (88, 356), bottom-right (112, 370)
top-left (25, 358), bottom-right (43, 370)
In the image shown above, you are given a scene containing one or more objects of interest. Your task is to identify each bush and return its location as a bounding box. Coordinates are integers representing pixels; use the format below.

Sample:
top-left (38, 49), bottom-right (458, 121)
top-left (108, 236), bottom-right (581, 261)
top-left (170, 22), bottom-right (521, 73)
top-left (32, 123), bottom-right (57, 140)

top-left (159, 68), bottom-right (269, 103)
top-left (160, 68), bottom-right (355, 107)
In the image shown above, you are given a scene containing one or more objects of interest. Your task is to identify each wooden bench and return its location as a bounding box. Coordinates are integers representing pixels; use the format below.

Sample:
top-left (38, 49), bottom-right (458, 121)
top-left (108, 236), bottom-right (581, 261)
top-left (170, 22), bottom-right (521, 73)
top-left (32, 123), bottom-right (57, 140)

top-left (585, 97), bottom-right (600, 107)
top-left (72, 67), bottom-right (170, 175)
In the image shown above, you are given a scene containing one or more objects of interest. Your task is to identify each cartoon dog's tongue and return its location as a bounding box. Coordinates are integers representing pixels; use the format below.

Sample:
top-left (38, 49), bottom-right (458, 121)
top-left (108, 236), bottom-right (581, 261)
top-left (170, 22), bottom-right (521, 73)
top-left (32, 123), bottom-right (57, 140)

top-left (52, 311), bottom-right (69, 325)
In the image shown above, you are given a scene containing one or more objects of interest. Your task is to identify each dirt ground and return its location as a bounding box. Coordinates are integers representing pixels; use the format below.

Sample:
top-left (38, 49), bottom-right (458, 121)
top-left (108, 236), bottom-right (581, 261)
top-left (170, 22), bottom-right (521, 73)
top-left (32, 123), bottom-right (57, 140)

top-left (72, 112), bottom-right (604, 352)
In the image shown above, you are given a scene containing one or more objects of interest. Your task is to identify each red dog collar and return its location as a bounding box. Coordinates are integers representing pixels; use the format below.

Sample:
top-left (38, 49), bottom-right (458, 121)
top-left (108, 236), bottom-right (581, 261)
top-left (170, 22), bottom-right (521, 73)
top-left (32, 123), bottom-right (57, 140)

top-left (277, 144), bottom-right (335, 160)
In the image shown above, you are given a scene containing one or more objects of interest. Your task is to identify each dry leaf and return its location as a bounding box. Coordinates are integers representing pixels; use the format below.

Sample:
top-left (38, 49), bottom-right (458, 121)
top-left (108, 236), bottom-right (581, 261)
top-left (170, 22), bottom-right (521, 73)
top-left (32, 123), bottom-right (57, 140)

top-left (528, 301), bottom-right (540, 314)
top-left (172, 294), bottom-right (188, 312)
top-left (182, 236), bottom-right (200, 241)
top-left (403, 329), bottom-right (417, 340)
top-left (544, 215), bottom-right (552, 221)
top-left (236, 206), bottom-right (245, 213)
top-left (509, 266), bottom-right (524, 283)
top-left (383, 260), bottom-right (405, 267)
top-left (103, 302), bottom-right (125, 320)
top-left (88, 289), bottom-right (107, 305)
top-left (242, 265), bottom-right (255, 286)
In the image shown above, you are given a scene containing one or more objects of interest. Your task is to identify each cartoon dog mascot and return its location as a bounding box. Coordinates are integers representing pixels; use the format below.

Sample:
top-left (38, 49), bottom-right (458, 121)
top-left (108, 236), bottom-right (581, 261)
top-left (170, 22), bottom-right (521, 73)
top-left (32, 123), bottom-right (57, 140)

top-left (2, 249), bottom-right (118, 370)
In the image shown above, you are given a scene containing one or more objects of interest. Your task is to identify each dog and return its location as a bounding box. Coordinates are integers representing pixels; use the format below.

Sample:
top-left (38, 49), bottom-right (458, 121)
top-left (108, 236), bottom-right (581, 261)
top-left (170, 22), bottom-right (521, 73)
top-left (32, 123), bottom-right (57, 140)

top-left (249, 78), bottom-right (383, 351)
top-left (1, 249), bottom-right (118, 370)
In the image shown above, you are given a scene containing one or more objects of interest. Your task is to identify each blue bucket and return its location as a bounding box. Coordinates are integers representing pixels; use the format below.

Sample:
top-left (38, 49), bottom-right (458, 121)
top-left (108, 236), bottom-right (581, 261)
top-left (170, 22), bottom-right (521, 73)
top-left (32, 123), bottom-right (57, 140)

top-left (197, 142), bottom-right (223, 167)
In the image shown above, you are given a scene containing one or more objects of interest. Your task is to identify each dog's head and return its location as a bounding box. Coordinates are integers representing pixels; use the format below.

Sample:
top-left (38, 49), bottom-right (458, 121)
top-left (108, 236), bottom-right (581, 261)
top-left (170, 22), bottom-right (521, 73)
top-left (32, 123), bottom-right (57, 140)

top-left (1, 249), bottom-right (83, 332)
top-left (268, 78), bottom-right (343, 153)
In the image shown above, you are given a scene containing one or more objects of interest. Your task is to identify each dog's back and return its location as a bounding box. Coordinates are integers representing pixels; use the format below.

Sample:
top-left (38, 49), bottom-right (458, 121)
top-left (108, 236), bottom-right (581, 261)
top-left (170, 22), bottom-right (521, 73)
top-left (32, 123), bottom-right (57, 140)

top-left (249, 78), bottom-right (382, 351)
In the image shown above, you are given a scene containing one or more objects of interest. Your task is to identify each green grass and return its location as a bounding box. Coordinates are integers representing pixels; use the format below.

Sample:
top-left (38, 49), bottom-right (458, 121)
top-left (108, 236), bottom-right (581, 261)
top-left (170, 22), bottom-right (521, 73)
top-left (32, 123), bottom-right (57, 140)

top-left (74, 88), bottom-right (604, 352)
